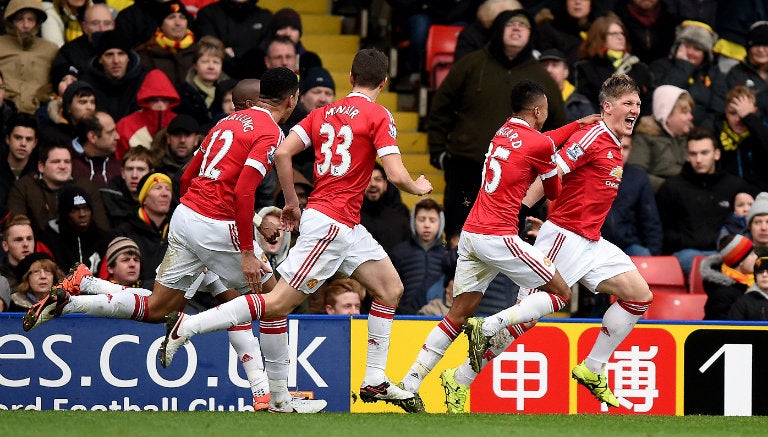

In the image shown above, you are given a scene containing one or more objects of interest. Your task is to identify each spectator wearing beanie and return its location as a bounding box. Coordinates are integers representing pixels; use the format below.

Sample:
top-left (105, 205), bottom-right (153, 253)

top-left (726, 21), bottom-right (768, 120)
top-left (114, 0), bottom-right (197, 49)
top-left (650, 20), bottom-right (727, 131)
top-left (97, 235), bottom-right (142, 287)
top-left (114, 172), bottom-right (173, 289)
top-left (701, 233), bottom-right (757, 319)
top-left (727, 254), bottom-right (768, 320)
top-left (81, 29), bottom-right (146, 122)
top-left (135, 0), bottom-right (198, 88)
top-left (8, 251), bottom-right (63, 311)
top-left (39, 80), bottom-right (97, 150)
top-left (748, 192), bottom-right (768, 252)
top-left (628, 85), bottom-right (695, 192)
top-left (41, 185), bottom-right (112, 273)
top-left (151, 114), bottom-right (200, 178)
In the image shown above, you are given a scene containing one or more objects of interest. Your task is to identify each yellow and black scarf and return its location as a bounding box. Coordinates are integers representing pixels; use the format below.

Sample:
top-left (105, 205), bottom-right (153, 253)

top-left (154, 29), bottom-right (194, 53)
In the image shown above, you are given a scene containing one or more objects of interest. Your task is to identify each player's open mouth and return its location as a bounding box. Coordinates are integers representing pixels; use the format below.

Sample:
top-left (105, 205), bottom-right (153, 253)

top-left (625, 116), bottom-right (635, 128)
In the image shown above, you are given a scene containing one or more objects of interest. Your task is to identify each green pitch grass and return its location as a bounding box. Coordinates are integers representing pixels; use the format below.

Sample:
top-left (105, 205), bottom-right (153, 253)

top-left (1, 411), bottom-right (765, 437)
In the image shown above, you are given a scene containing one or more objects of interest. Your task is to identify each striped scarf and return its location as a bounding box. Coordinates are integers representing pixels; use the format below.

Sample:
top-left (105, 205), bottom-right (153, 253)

top-left (720, 120), bottom-right (750, 152)
top-left (138, 207), bottom-right (169, 240)
top-left (154, 29), bottom-right (195, 52)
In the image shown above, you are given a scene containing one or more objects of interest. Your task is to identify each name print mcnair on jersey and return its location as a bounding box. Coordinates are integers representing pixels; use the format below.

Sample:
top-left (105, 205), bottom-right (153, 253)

top-left (325, 105), bottom-right (360, 119)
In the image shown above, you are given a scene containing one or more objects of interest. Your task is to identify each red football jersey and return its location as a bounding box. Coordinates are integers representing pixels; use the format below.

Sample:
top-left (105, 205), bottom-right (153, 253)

top-left (291, 92), bottom-right (399, 227)
top-left (181, 106), bottom-right (282, 220)
top-left (548, 121), bottom-right (623, 241)
top-left (463, 118), bottom-right (559, 236)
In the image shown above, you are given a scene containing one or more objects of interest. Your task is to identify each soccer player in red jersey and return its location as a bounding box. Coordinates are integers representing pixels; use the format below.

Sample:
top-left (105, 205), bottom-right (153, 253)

top-left (443, 73), bottom-right (653, 411)
top-left (396, 80), bottom-right (601, 412)
top-left (157, 49), bottom-right (433, 408)
top-left (24, 68), bottom-right (328, 413)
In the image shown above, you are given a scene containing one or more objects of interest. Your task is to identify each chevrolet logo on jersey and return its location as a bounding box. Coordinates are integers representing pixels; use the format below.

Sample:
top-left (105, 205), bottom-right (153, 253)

top-left (566, 143), bottom-right (584, 161)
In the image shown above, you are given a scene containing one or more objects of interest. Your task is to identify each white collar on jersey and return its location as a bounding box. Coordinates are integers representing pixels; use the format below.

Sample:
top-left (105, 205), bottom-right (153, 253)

top-left (599, 120), bottom-right (621, 146)
top-left (508, 117), bottom-right (530, 127)
top-left (347, 91), bottom-right (372, 102)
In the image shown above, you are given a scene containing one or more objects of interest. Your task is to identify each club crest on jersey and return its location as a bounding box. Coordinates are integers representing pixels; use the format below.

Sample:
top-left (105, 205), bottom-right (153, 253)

top-left (543, 257), bottom-right (552, 266)
top-left (306, 279), bottom-right (319, 289)
top-left (566, 143), bottom-right (584, 161)
top-left (267, 146), bottom-right (276, 164)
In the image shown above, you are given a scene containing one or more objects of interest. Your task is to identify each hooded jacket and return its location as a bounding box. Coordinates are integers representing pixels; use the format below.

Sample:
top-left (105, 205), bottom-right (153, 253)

top-left (0, 0), bottom-right (58, 114)
top-left (428, 9), bottom-right (565, 164)
top-left (115, 69), bottom-right (180, 159)
top-left (627, 116), bottom-right (688, 192)
top-left (391, 200), bottom-right (446, 315)
top-left (727, 283), bottom-right (768, 321)
top-left (81, 48), bottom-right (146, 122)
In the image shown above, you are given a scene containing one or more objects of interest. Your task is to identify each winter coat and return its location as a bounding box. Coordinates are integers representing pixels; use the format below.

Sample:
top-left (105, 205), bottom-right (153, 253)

top-left (601, 163), bottom-right (663, 255)
top-left (115, 69), bottom-right (180, 159)
top-left (573, 55), bottom-right (653, 116)
top-left (727, 284), bottom-right (768, 321)
top-left (0, 141), bottom-right (37, 206)
top-left (563, 82), bottom-right (597, 123)
top-left (175, 69), bottom-right (226, 128)
top-left (613, 0), bottom-right (680, 64)
top-left (6, 174), bottom-right (111, 235)
top-left (99, 175), bottom-right (140, 229)
top-left (391, 206), bottom-right (446, 315)
top-left (136, 39), bottom-right (197, 88)
top-left (726, 58), bottom-right (768, 119)
top-left (50, 34), bottom-right (95, 83)
top-left (360, 183), bottom-right (411, 255)
top-left (81, 50), bottom-right (146, 122)
top-left (114, 212), bottom-right (170, 289)
top-left (700, 254), bottom-right (750, 320)
top-left (71, 149), bottom-right (122, 190)
top-left (0, 28), bottom-right (57, 114)
top-left (656, 163), bottom-right (754, 254)
top-left (41, 218), bottom-right (111, 273)
top-left (195, 0), bottom-right (272, 58)
top-left (716, 112), bottom-right (768, 192)
top-left (115, 0), bottom-right (195, 48)
top-left (649, 57), bottom-right (726, 131)
top-left (627, 117), bottom-right (688, 192)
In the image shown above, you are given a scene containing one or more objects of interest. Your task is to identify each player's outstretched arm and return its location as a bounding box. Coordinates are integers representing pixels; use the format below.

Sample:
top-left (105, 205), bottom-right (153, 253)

top-left (380, 153), bottom-right (433, 196)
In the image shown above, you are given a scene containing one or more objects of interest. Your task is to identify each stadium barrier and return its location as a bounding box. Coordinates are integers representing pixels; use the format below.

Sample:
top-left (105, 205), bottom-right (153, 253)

top-left (0, 314), bottom-right (765, 415)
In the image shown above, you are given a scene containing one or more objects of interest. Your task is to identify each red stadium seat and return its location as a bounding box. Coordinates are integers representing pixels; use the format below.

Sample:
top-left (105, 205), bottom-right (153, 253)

top-left (630, 256), bottom-right (688, 294)
top-left (643, 292), bottom-right (706, 320)
top-left (689, 255), bottom-right (706, 294)
top-left (425, 24), bottom-right (462, 90)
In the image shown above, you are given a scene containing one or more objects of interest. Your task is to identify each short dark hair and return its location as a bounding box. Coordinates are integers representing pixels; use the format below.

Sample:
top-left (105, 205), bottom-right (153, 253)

top-left (6, 112), bottom-right (38, 134)
top-left (75, 112), bottom-right (104, 144)
top-left (599, 73), bottom-right (640, 108)
top-left (38, 143), bottom-right (72, 164)
top-left (687, 126), bottom-right (718, 148)
top-left (351, 49), bottom-right (388, 89)
top-left (510, 80), bottom-right (546, 114)
top-left (259, 67), bottom-right (299, 104)
top-left (414, 197), bottom-right (443, 216)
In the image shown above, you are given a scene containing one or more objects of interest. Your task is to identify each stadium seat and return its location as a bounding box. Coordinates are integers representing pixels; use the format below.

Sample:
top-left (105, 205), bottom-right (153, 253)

top-left (630, 255), bottom-right (688, 294)
top-left (643, 292), bottom-right (707, 320)
top-left (689, 255), bottom-right (707, 294)
top-left (424, 24), bottom-right (462, 90)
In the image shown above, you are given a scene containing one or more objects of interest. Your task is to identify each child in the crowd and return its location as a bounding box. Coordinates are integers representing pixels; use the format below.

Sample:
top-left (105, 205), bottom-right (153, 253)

top-left (718, 191), bottom-right (755, 244)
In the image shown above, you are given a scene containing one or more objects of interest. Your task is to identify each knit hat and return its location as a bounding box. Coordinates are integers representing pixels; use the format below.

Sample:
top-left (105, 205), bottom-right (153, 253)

top-left (747, 21), bottom-right (768, 49)
top-left (652, 85), bottom-right (688, 131)
top-left (753, 256), bottom-right (768, 275)
top-left (747, 192), bottom-right (768, 226)
top-left (13, 252), bottom-right (53, 283)
top-left (137, 172), bottom-right (172, 205)
top-left (673, 20), bottom-right (717, 61)
top-left (58, 186), bottom-right (92, 217)
top-left (155, 0), bottom-right (193, 29)
top-left (62, 81), bottom-right (95, 120)
top-left (105, 236), bottom-right (141, 267)
top-left (269, 8), bottom-right (302, 37)
top-left (95, 30), bottom-right (132, 58)
top-left (166, 114), bottom-right (199, 135)
top-left (719, 234), bottom-right (754, 268)
top-left (299, 67), bottom-right (335, 94)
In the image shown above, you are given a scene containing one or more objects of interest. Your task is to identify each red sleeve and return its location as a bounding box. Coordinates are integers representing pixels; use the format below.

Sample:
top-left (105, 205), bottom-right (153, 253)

top-left (544, 121), bottom-right (581, 149)
top-left (179, 151), bottom-right (204, 196)
top-left (542, 174), bottom-right (561, 201)
top-left (233, 165), bottom-right (265, 252)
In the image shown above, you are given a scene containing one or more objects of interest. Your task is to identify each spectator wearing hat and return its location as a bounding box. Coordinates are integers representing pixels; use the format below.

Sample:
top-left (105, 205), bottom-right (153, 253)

top-left (71, 110), bottom-right (122, 189)
top-left (98, 236), bottom-right (142, 287)
top-left (100, 146), bottom-right (152, 228)
top-left (747, 192), bottom-right (768, 253)
top-left (136, 1), bottom-right (198, 88)
top-left (50, 4), bottom-right (115, 88)
top-left (40, 0), bottom-right (94, 48)
top-left (727, 253), bottom-right (768, 320)
top-left (0, 0), bottom-right (58, 115)
top-left (151, 113), bottom-right (200, 178)
top-left (115, 0), bottom-right (196, 49)
top-left (7, 143), bottom-right (111, 235)
top-left (115, 69), bottom-right (180, 160)
top-left (41, 185), bottom-right (112, 273)
top-left (38, 80), bottom-right (97, 150)
top-left (81, 29), bottom-right (146, 122)
top-left (114, 172), bottom-right (173, 288)
top-left (726, 21), bottom-right (768, 121)
top-left (656, 127), bottom-right (754, 276)
top-left (8, 251), bottom-right (63, 311)
top-left (628, 85), bottom-right (695, 192)
top-left (701, 233), bottom-right (757, 320)
top-left (538, 48), bottom-right (596, 123)
top-left (195, 0), bottom-right (272, 80)
top-left (650, 20), bottom-right (726, 131)
top-left (1, 113), bottom-right (39, 206)
top-left (175, 35), bottom-right (228, 129)
top-left (454, 0), bottom-right (521, 63)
